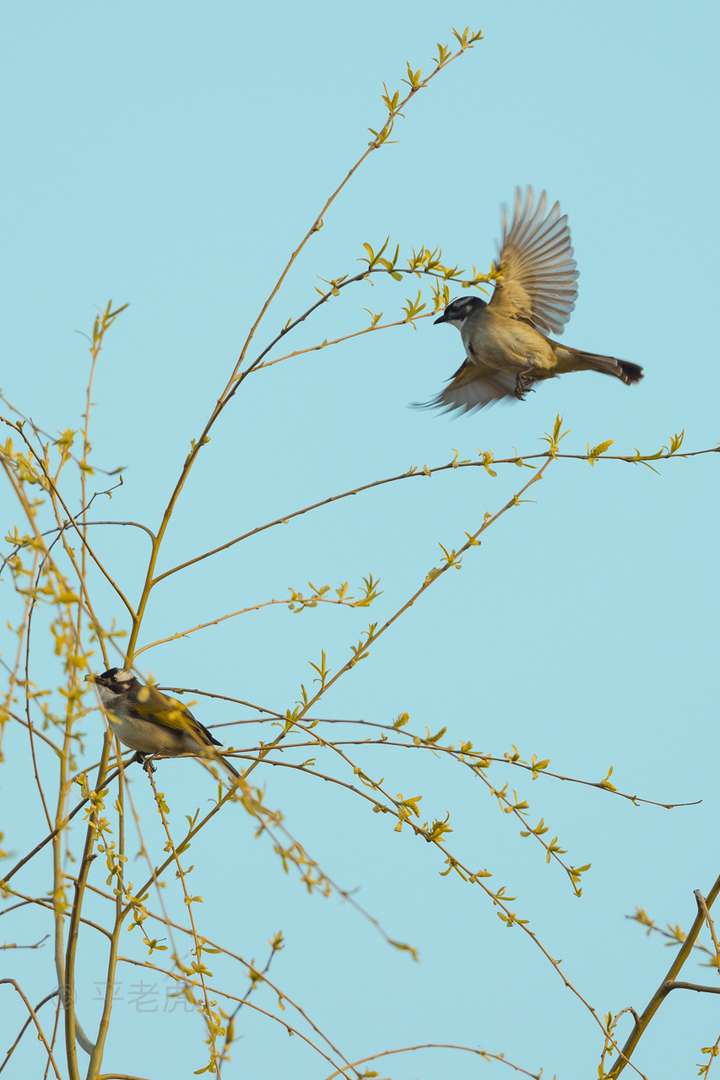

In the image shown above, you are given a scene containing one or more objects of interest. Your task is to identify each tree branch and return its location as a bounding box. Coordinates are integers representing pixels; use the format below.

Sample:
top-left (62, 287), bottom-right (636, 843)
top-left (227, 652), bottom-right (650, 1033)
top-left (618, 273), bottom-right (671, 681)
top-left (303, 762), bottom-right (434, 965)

top-left (608, 875), bottom-right (720, 1077)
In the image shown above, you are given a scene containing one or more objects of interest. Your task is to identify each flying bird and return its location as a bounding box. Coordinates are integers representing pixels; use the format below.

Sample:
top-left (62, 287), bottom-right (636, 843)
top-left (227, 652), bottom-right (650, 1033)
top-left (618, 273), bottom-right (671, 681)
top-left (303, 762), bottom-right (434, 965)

top-left (86, 668), bottom-right (239, 780)
top-left (425, 186), bottom-right (643, 414)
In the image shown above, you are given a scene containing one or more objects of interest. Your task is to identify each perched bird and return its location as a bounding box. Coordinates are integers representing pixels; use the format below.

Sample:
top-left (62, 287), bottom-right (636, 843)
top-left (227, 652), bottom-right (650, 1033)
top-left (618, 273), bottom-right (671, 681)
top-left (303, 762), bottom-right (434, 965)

top-left (426, 186), bottom-right (643, 413)
top-left (86, 668), bottom-right (239, 779)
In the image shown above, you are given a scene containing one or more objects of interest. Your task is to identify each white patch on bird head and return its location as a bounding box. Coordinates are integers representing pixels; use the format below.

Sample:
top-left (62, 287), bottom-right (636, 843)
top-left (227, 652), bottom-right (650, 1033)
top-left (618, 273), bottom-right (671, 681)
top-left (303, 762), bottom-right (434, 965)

top-left (443, 296), bottom-right (485, 329)
top-left (93, 667), bottom-right (138, 706)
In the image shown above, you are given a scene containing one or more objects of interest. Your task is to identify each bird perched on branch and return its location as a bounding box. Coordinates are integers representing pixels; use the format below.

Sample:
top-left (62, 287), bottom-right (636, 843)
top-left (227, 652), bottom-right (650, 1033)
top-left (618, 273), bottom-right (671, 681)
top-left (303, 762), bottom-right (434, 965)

top-left (86, 668), bottom-right (239, 779)
top-left (425, 186), bottom-right (643, 413)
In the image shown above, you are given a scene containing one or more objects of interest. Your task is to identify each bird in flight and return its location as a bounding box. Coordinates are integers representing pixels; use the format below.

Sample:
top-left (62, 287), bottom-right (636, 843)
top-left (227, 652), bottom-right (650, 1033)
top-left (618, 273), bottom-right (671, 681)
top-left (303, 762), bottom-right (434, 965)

top-left (425, 186), bottom-right (643, 414)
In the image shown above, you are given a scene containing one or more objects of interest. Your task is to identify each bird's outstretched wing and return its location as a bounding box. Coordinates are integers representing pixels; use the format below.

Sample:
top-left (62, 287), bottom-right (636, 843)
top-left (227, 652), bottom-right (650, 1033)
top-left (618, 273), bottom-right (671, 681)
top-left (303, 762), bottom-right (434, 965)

top-left (417, 359), bottom-right (520, 414)
top-left (489, 186), bottom-right (578, 335)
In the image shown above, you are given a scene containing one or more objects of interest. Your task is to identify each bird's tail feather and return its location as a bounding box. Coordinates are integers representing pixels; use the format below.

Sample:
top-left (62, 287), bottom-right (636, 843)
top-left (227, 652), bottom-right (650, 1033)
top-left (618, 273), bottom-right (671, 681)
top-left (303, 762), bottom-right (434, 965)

top-left (221, 754), bottom-right (240, 780)
top-left (200, 748), bottom-right (240, 782)
top-left (564, 347), bottom-right (644, 385)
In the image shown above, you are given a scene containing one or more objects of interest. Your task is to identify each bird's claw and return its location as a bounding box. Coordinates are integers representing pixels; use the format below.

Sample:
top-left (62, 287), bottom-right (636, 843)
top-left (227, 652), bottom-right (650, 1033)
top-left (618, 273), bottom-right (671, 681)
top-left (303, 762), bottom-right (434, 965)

top-left (134, 751), bottom-right (156, 774)
top-left (515, 370), bottom-right (536, 400)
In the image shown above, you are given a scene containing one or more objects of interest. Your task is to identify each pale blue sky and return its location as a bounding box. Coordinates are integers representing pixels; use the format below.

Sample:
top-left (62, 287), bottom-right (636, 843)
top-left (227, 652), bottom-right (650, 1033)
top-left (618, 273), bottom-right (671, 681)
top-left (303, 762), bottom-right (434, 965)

top-left (2, 2), bottom-right (719, 1078)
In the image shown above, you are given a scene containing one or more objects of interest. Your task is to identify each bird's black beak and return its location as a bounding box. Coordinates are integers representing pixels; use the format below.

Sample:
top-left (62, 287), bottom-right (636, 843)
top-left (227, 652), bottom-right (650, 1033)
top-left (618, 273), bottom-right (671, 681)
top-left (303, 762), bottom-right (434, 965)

top-left (85, 673), bottom-right (96, 684)
top-left (433, 312), bottom-right (447, 325)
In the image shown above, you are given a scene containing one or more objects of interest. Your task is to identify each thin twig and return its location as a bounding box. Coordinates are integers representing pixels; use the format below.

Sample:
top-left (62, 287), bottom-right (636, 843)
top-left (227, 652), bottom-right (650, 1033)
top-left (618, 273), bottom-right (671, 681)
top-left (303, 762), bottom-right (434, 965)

top-left (323, 1042), bottom-right (543, 1080)
top-left (0, 934), bottom-right (49, 951)
top-left (1, 764), bottom-right (127, 886)
top-left (696, 890), bottom-right (720, 965)
top-left (0, 518), bottom-right (154, 577)
top-left (73, 875), bottom-right (354, 1075)
top-left (1, 417), bottom-right (137, 619)
top-left (0, 981), bottom-right (61, 1079)
top-left (664, 981), bottom-right (720, 996)
top-left (213, 729), bottom-right (699, 812)
top-left (153, 441), bottom-right (720, 587)
top-left (134, 593), bottom-right (367, 658)
top-left (0, 988), bottom-right (59, 1076)
top-left (117, 956), bottom-right (352, 1077)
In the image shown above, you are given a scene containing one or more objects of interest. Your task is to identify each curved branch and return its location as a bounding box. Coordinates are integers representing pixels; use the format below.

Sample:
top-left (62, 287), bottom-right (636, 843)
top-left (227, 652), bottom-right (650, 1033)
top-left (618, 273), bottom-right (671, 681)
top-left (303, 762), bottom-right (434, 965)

top-left (1, 520), bottom-right (155, 577)
top-left (324, 1042), bottom-right (542, 1080)
top-left (121, 34), bottom-right (483, 663)
top-left (153, 440), bottom-right (720, 587)
top-left (0, 989), bottom-right (58, 1075)
top-left (0, 981), bottom-right (61, 1079)
top-left (135, 593), bottom-right (369, 657)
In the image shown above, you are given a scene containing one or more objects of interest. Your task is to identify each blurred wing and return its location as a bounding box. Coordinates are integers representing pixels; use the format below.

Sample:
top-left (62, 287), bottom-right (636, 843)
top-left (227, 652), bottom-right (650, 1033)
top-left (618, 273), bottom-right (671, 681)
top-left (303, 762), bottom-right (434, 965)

top-left (417, 359), bottom-right (518, 414)
top-left (489, 186), bottom-right (579, 335)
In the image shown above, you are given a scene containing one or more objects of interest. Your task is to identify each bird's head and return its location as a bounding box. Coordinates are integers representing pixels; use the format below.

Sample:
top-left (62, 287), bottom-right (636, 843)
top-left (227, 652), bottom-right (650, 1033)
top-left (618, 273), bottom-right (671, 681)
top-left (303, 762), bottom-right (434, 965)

top-left (85, 667), bottom-right (139, 699)
top-left (434, 295), bottom-right (486, 329)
